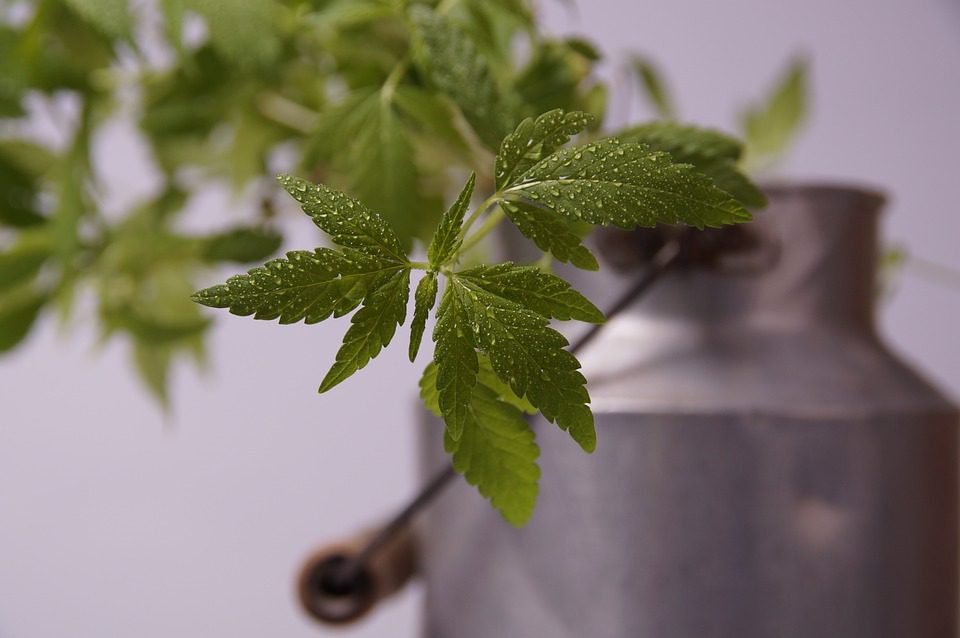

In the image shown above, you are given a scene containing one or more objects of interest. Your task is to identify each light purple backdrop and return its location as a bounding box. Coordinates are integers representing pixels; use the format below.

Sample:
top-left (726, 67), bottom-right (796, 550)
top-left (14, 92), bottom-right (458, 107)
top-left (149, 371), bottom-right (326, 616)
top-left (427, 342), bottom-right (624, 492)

top-left (2, 0), bottom-right (958, 636)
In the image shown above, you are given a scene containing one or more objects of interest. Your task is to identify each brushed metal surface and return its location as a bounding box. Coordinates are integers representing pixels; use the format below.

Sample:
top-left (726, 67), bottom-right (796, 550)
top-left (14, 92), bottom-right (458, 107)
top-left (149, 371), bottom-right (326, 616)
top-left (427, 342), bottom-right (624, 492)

top-left (418, 184), bottom-right (959, 637)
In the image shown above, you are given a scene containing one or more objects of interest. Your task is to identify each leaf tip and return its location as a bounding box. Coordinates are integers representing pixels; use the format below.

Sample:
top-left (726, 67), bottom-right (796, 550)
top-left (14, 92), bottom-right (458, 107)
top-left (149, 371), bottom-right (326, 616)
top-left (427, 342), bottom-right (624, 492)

top-left (190, 288), bottom-right (218, 308)
top-left (502, 509), bottom-right (534, 527)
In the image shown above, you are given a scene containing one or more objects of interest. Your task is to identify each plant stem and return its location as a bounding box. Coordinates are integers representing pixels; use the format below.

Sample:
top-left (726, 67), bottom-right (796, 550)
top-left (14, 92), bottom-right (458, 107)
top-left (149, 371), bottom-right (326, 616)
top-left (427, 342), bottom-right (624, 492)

top-left (458, 206), bottom-right (506, 256)
top-left (381, 56), bottom-right (410, 102)
top-left (257, 93), bottom-right (319, 134)
top-left (459, 192), bottom-right (500, 236)
top-left (908, 255), bottom-right (960, 290)
top-left (408, 261), bottom-right (431, 270)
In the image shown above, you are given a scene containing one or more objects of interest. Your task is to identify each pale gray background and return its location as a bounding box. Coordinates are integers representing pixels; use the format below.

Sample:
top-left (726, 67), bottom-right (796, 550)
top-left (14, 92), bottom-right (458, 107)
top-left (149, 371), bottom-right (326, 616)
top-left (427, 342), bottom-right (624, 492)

top-left (2, 0), bottom-right (959, 636)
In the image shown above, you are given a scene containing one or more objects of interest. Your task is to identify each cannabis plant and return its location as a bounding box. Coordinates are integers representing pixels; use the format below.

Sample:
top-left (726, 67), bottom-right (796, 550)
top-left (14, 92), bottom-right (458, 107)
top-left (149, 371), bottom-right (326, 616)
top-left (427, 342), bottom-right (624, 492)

top-left (1, 0), bottom-right (804, 522)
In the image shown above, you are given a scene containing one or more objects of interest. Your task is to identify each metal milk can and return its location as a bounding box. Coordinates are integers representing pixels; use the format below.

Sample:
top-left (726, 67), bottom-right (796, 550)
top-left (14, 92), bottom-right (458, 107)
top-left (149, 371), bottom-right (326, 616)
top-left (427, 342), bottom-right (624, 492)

top-left (417, 184), bottom-right (959, 638)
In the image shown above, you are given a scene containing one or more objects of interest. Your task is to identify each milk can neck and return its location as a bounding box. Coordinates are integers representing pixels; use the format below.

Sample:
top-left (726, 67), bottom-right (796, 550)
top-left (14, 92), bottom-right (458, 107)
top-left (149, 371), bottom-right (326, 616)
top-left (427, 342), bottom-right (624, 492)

top-left (626, 184), bottom-right (886, 334)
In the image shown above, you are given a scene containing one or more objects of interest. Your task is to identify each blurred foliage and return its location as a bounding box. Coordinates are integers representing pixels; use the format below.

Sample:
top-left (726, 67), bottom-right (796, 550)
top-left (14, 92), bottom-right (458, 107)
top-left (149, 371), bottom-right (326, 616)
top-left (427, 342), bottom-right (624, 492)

top-left (739, 57), bottom-right (809, 172)
top-left (0, 0), bottom-right (801, 403)
top-left (0, 0), bottom-right (608, 401)
top-left (629, 54), bottom-right (810, 173)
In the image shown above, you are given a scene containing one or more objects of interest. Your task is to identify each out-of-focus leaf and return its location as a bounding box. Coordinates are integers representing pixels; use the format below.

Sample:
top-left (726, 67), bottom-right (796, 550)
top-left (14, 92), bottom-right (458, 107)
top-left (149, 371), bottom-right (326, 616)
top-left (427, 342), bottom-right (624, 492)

top-left (514, 39), bottom-right (601, 118)
top-left (17, 2), bottom-right (116, 95)
top-left (629, 55), bottom-right (675, 120)
top-left (50, 107), bottom-right (94, 319)
top-left (306, 0), bottom-right (395, 32)
top-left (227, 104), bottom-right (289, 188)
top-left (0, 140), bottom-right (53, 228)
top-left (878, 244), bottom-right (908, 299)
top-left (456, 0), bottom-right (533, 73)
top-left (140, 47), bottom-right (239, 175)
top-left (0, 286), bottom-right (47, 353)
top-left (0, 140), bottom-right (57, 176)
top-left (581, 83), bottom-right (608, 128)
top-left (392, 86), bottom-right (471, 154)
top-left (410, 6), bottom-right (517, 150)
top-left (159, 0), bottom-right (186, 52)
top-left (201, 227), bottom-right (283, 263)
top-left (740, 57), bottom-right (809, 172)
top-left (0, 26), bottom-right (27, 117)
top-left (111, 310), bottom-right (210, 344)
top-left (185, 0), bottom-right (283, 68)
top-left (96, 198), bottom-right (212, 400)
top-left (64, 0), bottom-right (133, 40)
top-left (133, 339), bottom-right (174, 405)
top-left (304, 90), bottom-right (441, 248)
top-left (341, 93), bottom-right (430, 246)
top-left (0, 230), bottom-right (52, 292)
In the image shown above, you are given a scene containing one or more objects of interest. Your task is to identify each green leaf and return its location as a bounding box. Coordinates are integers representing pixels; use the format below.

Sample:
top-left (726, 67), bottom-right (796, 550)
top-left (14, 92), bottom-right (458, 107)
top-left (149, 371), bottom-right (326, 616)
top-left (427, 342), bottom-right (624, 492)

top-left (421, 354), bottom-right (536, 417)
top-left (0, 231), bottom-right (52, 293)
top-left (502, 138), bottom-right (751, 231)
top-left (159, 0), bottom-right (185, 52)
top-left (319, 267), bottom-right (410, 392)
top-left (493, 110), bottom-right (598, 270)
top-left (409, 272), bottom-right (438, 362)
top-left (617, 122), bottom-right (766, 208)
top-left (428, 172), bottom-right (475, 268)
top-left (185, 0), bottom-right (282, 68)
top-left (496, 109), bottom-right (594, 190)
top-left (420, 360), bottom-right (540, 526)
top-left (392, 85), bottom-right (471, 154)
top-left (192, 248), bottom-right (401, 324)
top-left (456, 0), bottom-right (533, 75)
top-left (0, 140), bottom-right (51, 228)
top-left (0, 27), bottom-right (26, 117)
top-left (410, 6), bottom-right (516, 149)
top-left (139, 46), bottom-right (235, 175)
top-left (459, 263), bottom-right (603, 323)
top-left (476, 353), bottom-right (536, 414)
top-left (13, 2), bottom-right (116, 95)
top-left (419, 361), bottom-right (442, 416)
top-left (740, 57), bottom-right (809, 171)
top-left (109, 309), bottom-right (211, 344)
top-left (618, 122), bottom-right (742, 161)
top-left (226, 105), bottom-right (289, 190)
top-left (338, 92), bottom-right (439, 248)
top-left (64, 0), bottom-right (132, 40)
top-left (444, 383), bottom-right (539, 526)
top-left (513, 39), bottom-right (601, 121)
top-left (500, 201), bottom-right (598, 270)
top-left (630, 56), bottom-right (675, 120)
top-left (0, 287), bottom-right (47, 353)
top-left (133, 339), bottom-right (174, 406)
top-left (278, 175), bottom-right (408, 262)
top-left (0, 139), bottom-right (58, 176)
top-left (201, 227), bottom-right (283, 264)
top-left (432, 282), bottom-right (480, 441)
top-left (450, 276), bottom-right (596, 452)
top-left (196, 179), bottom-right (414, 394)
top-left (307, 0), bottom-right (395, 32)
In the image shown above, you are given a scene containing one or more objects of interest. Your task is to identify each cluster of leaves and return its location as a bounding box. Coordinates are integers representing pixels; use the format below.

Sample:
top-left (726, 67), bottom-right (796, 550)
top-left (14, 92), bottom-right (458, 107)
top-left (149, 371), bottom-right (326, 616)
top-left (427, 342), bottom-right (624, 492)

top-left (1, 0), bottom-right (801, 398)
top-left (1, 0), bottom-right (790, 521)
top-left (0, 0), bottom-right (605, 401)
top-left (194, 108), bottom-right (756, 524)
